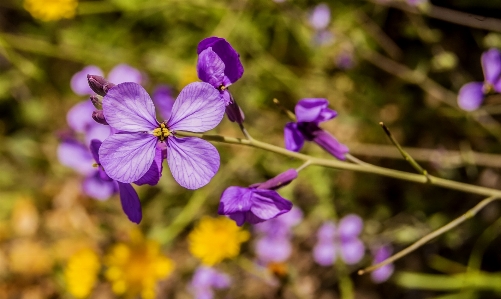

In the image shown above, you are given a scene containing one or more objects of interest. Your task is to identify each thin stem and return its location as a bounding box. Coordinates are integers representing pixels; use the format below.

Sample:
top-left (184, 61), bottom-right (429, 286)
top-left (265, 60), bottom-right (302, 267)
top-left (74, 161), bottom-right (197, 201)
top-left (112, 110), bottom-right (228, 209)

top-left (239, 123), bottom-right (253, 140)
top-left (380, 122), bottom-right (429, 179)
top-left (175, 131), bottom-right (501, 198)
top-left (358, 196), bottom-right (500, 275)
top-left (273, 98), bottom-right (297, 121)
top-left (296, 160), bottom-right (312, 172)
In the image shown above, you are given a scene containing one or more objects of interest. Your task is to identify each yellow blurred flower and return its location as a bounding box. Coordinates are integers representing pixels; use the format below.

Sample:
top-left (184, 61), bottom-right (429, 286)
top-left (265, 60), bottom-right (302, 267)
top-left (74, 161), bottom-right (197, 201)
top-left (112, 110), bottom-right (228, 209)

top-left (104, 230), bottom-right (174, 299)
top-left (64, 248), bottom-right (100, 298)
top-left (23, 0), bottom-right (78, 22)
top-left (188, 216), bottom-right (250, 266)
top-left (177, 66), bottom-right (199, 90)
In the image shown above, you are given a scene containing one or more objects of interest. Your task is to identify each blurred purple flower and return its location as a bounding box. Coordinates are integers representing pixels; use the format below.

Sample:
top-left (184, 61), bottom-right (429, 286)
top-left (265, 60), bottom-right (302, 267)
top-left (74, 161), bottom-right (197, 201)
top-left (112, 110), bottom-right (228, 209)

top-left (197, 37), bottom-right (245, 123)
top-left (99, 81), bottom-right (225, 189)
top-left (313, 214), bottom-right (365, 266)
top-left (189, 266), bottom-right (231, 299)
top-left (284, 99), bottom-right (349, 160)
top-left (335, 52), bottom-right (355, 70)
top-left (407, 0), bottom-right (427, 6)
top-left (253, 206), bottom-right (303, 264)
top-left (218, 169), bottom-right (297, 226)
top-left (152, 85), bottom-right (175, 121)
top-left (458, 48), bottom-right (501, 111)
top-left (309, 3), bottom-right (330, 30)
top-left (370, 244), bottom-right (394, 283)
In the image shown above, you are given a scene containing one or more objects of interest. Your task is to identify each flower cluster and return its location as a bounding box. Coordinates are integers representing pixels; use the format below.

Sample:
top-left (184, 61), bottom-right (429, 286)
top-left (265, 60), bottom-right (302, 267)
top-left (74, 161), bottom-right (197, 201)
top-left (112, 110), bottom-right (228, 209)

top-left (313, 214), bottom-right (365, 266)
top-left (458, 48), bottom-right (501, 111)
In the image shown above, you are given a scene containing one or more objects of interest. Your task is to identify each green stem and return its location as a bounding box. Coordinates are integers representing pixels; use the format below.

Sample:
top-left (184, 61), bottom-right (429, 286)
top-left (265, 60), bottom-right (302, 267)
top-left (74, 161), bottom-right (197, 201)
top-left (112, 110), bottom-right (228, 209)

top-left (175, 131), bottom-right (501, 198)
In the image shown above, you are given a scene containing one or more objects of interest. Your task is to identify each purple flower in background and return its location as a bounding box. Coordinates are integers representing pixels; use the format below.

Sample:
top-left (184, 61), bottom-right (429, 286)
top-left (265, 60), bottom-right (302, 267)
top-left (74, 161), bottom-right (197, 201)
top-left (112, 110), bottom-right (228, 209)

top-left (309, 3), bottom-right (330, 30)
top-left (285, 99), bottom-right (349, 160)
top-left (152, 85), bottom-right (175, 121)
top-left (253, 207), bottom-right (303, 264)
top-left (371, 244), bottom-right (394, 283)
top-left (313, 214), bottom-right (365, 266)
top-left (71, 64), bottom-right (143, 96)
top-left (99, 81), bottom-right (225, 189)
top-left (197, 37), bottom-right (245, 123)
top-left (189, 266), bottom-right (231, 299)
top-left (407, 0), bottom-right (427, 7)
top-left (335, 52), bottom-right (355, 70)
top-left (218, 169), bottom-right (297, 226)
top-left (458, 48), bottom-right (501, 111)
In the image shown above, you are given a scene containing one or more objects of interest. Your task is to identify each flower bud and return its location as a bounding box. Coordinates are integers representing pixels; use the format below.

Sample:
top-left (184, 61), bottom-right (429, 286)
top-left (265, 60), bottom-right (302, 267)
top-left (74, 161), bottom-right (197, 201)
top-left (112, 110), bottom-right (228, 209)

top-left (254, 169), bottom-right (298, 190)
top-left (90, 95), bottom-right (102, 109)
top-left (225, 100), bottom-right (245, 124)
top-left (92, 110), bottom-right (108, 125)
top-left (87, 75), bottom-right (116, 96)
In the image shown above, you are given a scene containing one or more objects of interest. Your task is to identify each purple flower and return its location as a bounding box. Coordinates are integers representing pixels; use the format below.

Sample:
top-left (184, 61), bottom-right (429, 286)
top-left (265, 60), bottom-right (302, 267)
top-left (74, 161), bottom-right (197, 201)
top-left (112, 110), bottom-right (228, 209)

top-left (98, 81), bottom-right (225, 189)
top-left (71, 64), bottom-right (143, 96)
top-left (253, 206), bottom-right (303, 264)
top-left (313, 214), bottom-right (365, 266)
top-left (370, 244), bottom-right (394, 283)
top-left (284, 99), bottom-right (349, 160)
top-left (458, 48), bottom-right (501, 111)
top-left (189, 266), bottom-right (231, 299)
top-left (218, 169), bottom-right (297, 226)
top-left (152, 85), bottom-right (175, 121)
top-left (197, 37), bottom-right (245, 123)
top-left (309, 3), bottom-right (331, 30)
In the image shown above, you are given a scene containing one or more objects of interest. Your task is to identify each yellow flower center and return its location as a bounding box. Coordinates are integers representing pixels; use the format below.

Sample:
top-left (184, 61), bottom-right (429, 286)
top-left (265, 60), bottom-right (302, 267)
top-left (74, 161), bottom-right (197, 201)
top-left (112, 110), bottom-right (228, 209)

top-left (152, 123), bottom-right (170, 141)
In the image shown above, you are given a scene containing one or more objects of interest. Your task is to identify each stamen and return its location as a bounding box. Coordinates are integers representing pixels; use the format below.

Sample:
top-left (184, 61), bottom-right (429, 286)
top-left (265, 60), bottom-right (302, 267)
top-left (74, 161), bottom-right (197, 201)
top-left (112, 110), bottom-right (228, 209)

top-left (152, 123), bottom-right (171, 141)
top-left (92, 163), bottom-right (99, 168)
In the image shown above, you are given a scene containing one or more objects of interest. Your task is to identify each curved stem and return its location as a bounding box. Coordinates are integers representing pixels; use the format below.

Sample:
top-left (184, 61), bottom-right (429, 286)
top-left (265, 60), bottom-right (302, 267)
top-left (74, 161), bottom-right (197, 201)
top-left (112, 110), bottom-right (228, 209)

top-left (358, 196), bottom-right (500, 275)
top-left (175, 131), bottom-right (501, 198)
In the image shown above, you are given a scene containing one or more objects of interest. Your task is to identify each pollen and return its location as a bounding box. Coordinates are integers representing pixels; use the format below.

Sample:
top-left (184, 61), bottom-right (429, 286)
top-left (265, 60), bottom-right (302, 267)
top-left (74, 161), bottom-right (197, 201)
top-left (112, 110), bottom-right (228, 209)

top-left (152, 123), bottom-right (170, 141)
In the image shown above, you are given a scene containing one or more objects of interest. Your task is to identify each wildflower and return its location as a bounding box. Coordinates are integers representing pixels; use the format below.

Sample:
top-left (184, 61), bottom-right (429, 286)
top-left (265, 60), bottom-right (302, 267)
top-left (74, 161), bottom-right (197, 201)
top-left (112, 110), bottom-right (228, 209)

top-left (188, 216), bottom-right (250, 266)
top-left (309, 3), bottom-right (330, 30)
top-left (313, 214), bottom-right (365, 266)
top-left (458, 48), bottom-right (501, 111)
top-left (23, 0), bottom-right (77, 22)
top-left (197, 37), bottom-right (245, 123)
top-left (64, 248), bottom-right (100, 298)
top-left (99, 81), bottom-right (224, 189)
top-left (104, 231), bottom-right (174, 299)
top-left (370, 244), bottom-right (394, 283)
top-left (218, 169), bottom-right (297, 226)
top-left (253, 207), bottom-right (303, 264)
top-left (189, 266), bottom-right (231, 299)
top-left (284, 98), bottom-right (349, 160)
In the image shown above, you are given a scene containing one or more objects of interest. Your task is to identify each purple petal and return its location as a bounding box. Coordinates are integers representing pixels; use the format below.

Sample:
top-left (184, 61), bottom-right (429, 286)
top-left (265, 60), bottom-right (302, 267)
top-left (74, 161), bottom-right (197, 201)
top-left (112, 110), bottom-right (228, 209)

top-left (277, 206), bottom-right (303, 228)
top-left (167, 82), bottom-right (225, 132)
top-left (228, 212), bottom-right (265, 226)
top-left (340, 238), bottom-right (365, 265)
top-left (166, 136), bottom-right (219, 189)
top-left (338, 214), bottom-right (364, 239)
top-left (89, 139), bottom-right (101, 163)
top-left (133, 145), bottom-right (163, 186)
top-left (371, 263), bottom-right (394, 283)
top-left (57, 139), bottom-right (95, 175)
top-left (218, 186), bottom-right (254, 215)
top-left (458, 82), bottom-right (484, 111)
top-left (295, 98), bottom-right (337, 123)
top-left (82, 173), bottom-right (117, 200)
top-left (255, 169), bottom-right (298, 190)
top-left (102, 82), bottom-right (158, 132)
top-left (313, 241), bottom-right (336, 266)
top-left (71, 66), bottom-right (103, 96)
top-left (99, 133), bottom-right (158, 183)
top-left (256, 236), bottom-right (292, 263)
top-left (313, 130), bottom-right (349, 160)
top-left (250, 189), bottom-right (293, 221)
top-left (67, 100), bottom-right (95, 133)
top-left (152, 85), bottom-right (174, 121)
top-left (317, 221), bottom-right (336, 242)
top-left (118, 182), bottom-right (142, 224)
top-left (197, 37), bottom-right (244, 84)
top-left (107, 64), bottom-right (143, 84)
top-left (481, 48), bottom-right (501, 85)
top-left (84, 123), bottom-right (112, 146)
top-left (225, 96), bottom-right (245, 123)
top-left (191, 266), bottom-right (231, 289)
top-left (284, 122), bottom-right (305, 152)
top-left (309, 3), bottom-right (331, 30)
top-left (197, 48), bottom-right (226, 88)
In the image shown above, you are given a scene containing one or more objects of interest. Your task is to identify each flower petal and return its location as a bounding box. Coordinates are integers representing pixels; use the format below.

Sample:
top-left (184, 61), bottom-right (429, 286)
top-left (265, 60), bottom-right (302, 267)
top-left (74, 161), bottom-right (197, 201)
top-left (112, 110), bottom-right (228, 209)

top-left (167, 82), bottom-right (225, 132)
top-left (82, 173), bottom-right (117, 201)
top-left (295, 98), bottom-right (337, 123)
top-left (152, 85), bottom-right (174, 121)
top-left (338, 214), bottom-right (364, 239)
top-left (102, 82), bottom-right (158, 132)
top-left (197, 37), bottom-right (244, 84)
top-left (218, 186), bottom-right (254, 215)
top-left (107, 64), bottom-right (143, 84)
top-left (255, 169), bottom-right (298, 190)
top-left (118, 182), bottom-right (142, 224)
top-left (84, 123), bottom-right (112, 146)
top-left (313, 129), bottom-right (349, 160)
top-left (284, 122), bottom-right (305, 152)
top-left (133, 144), bottom-right (163, 186)
top-left (371, 263), bottom-right (394, 283)
top-left (166, 136), bottom-right (220, 189)
top-left (340, 238), bottom-right (365, 265)
top-left (458, 82), bottom-right (484, 111)
top-left (197, 48), bottom-right (226, 88)
top-left (309, 3), bottom-right (331, 30)
top-left (58, 139), bottom-right (95, 175)
top-left (481, 48), bottom-right (501, 85)
top-left (71, 65), bottom-right (103, 96)
top-left (256, 236), bottom-right (292, 263)
top-left (99, 133), bottom-right (157, 183)
top-left (313, 241), bottom-right (336, 266)
top-left (317, 221), bottom-right (336, 241)
top-left (67, 100), bottom-right (95, 133)
top-left (250, 189), bottom-right (293, 221)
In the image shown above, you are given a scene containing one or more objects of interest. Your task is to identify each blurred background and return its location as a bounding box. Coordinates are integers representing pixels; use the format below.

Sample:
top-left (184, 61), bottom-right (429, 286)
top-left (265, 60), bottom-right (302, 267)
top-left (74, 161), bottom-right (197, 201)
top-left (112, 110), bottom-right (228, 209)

top-left (1, 0), bottom-right (501, 298)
